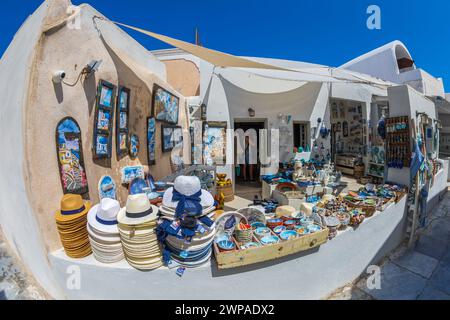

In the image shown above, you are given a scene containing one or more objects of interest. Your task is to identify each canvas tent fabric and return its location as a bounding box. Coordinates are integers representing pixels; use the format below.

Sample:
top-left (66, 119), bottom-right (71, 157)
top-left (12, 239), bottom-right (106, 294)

top-left (93, 17), bottom-right (394, 90)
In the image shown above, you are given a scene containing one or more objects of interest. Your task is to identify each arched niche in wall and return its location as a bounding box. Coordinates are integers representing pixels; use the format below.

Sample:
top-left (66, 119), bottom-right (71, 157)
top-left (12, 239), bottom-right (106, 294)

top-left (56, 117), bottom-right (89, 195)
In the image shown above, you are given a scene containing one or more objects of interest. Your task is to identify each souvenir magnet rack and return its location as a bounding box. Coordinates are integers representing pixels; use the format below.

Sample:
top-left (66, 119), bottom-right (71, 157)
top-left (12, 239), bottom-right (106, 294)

top-left (386, 116), bottom-right (411, 169)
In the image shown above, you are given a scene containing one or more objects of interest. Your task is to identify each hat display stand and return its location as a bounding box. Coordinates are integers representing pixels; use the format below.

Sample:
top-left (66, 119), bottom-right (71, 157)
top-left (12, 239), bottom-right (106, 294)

top-left (117, 194), bottom-right (163, 270)
top-left (55, 194), bottom-right (92, 259)
top-left (157, 176), bottom-right (217, 268)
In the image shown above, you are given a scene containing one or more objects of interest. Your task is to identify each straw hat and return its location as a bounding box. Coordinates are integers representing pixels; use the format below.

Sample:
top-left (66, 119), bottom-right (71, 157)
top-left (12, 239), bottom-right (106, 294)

top-left (87, 198), bottom-right (121, 234)
top-left (55, 194), bottom-right (91, 223)
top-left (162, 176), bottom-right (214, 209)
top-left (55, 194), bottom-right (92, 259)
top-left (117, 194), bottom-right (158, 225)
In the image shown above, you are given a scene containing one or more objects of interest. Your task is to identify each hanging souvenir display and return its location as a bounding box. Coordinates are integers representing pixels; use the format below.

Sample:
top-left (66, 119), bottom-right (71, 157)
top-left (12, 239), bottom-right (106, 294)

top-left (386, 116), bottom-right (411, 168)
top-left (161, 125), bottom-right (182, 153)
top-left (116, 86), bottom-right (130, 158)
top-left (203, 121), bottom-right (227, 165)
top-left (147, 117), bottom-right (156, 165)
top-left (342, 121), bottom-right (349, 137)
top-left (121, 166), bottom-right (145, 184)
top-left (98, 175), bottom-right (117, 200)
top-left (128, 178), bottom-right (149, 195)
top-left (56, 117), bottom-right (89, 195)
top-left (93, 80), bottom-right (116, 159)
top-left (152, 84), bottom-right (179, 124)
top-left (129, 134), bottom-right (140, 158)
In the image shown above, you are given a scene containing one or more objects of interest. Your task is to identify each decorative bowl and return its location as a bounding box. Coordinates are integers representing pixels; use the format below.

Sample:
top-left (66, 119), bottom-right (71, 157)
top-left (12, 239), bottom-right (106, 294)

top-left (307, 224), bottom-right (322, 233)
top-left (255, 227), bottom-right (271, 238)
top-left (283, 220), bottom-right (297, 229)
top-left (295, 225), bottom-right (310, 235)
top-left (280, 230), bottom-right (297, 241)
top-left (240, 242), bottom-right (260, 250)
top-left (217, 240), bottom-right (236, 251)
top-left (251, 222), bottom-right (266, 229)
top-left (260, 235), bottom-right (280, 246)
top-left (214, 233), bottom-right (230, 244)
top-left (273, 226), bottom-right (286, 235)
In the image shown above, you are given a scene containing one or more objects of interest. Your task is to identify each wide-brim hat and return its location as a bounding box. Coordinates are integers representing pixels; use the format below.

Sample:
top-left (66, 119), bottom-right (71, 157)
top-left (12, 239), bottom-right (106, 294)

top-left (162, 187), bottom-right (214, 209)
top-left (117, 194), bottom-right (159, 225)
top-left (87, 200), bottom-right (121, 234)
top-left (55, 194), bottom-right (91, 223)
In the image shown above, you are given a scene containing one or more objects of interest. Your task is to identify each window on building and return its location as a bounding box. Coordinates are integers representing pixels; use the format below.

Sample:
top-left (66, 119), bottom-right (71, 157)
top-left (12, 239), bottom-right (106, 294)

top-left (294, 122), bottom-right (309, 151)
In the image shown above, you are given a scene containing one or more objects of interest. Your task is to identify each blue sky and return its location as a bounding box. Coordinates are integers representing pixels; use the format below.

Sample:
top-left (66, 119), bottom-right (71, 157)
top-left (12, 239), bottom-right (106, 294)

top-left (1, 0), bottom-right (449, 91)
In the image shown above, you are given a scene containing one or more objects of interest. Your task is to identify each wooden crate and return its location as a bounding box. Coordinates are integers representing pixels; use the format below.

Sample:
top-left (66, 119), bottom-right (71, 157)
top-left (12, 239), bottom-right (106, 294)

top-left (214, 227), bottom-right (329, 269)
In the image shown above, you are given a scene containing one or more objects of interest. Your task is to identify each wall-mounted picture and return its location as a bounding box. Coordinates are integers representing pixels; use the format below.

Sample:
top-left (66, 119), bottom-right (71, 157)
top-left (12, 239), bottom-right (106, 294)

top-left (97, 109), bottom-right (111, 131)
top-left (116, 86), bottom-right (130, 159)
top-left (121, 166), bottom-right (145, 184)
top-left (119, 89), bottom-right (129, 111)
top-left (161, 125), bottom-right (182, 153)
top-left (96, 134), bottom-right (109, 156)
top-left (119, 112), bottom-right (127, 130)
top-left (129, 134), bottom-right (140, 158)
top-left (147, 117), bottom-right (156, 165)
top-left (118, 132), bottom-right (128, 153)
top-left (94, 80), bottom-right (116, 159)
top-left (152, 84), bottom-right (179, 124)
top-left (203, 122), bottom-right (227, 165)
top-left (98, 175), bottom-right (117, 200)
top-left (56, 117), bottom-right (88, 195)
top-left (99, 82), bottom-right (114, 109)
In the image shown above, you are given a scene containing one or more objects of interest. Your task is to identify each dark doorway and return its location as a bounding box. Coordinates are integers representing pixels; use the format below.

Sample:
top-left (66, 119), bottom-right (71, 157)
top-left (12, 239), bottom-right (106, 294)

top-left (234, 121), bottom-right (265, 186)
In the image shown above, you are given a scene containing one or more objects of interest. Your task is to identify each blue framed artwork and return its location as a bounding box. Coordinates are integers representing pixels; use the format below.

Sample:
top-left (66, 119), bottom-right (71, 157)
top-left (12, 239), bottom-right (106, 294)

top-left (152, 84), bottom-right (179, 125)
top-left (56, 117), bottom-right (89, 195)
top-left (98, 175), bottom-right (117, 200)
top-left (121, 166), bottom-right (145, 184)
top-left (161, 124), bottom-right (183, 153)
top-left (116, 86), bottom-right (130, 158)
top-left (93, 80), bottom-right (116, 159)
top-left (203, 121), bottom-right (227, 166)
top-left (129, 134), bottom-right (140, 159)
top-left (147, 117), bottom-right (156, 165)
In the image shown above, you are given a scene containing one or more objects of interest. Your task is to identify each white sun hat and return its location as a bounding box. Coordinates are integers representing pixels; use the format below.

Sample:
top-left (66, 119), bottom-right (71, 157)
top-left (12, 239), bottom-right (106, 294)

top-left (87, 198), bottom-right (121, 234)
top-left (162, 176), bottom-right (214, 210)
top-left (117, 194), bottom-right (158, 225)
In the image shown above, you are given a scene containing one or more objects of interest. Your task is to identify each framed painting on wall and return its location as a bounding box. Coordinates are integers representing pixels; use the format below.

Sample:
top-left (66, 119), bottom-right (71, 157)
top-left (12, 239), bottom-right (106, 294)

top-left (93, 80), bottom-right (116, 159)
top-left (129, 134), bottom-right (140, 159)
top-left (116, 86), bottom-right (130, 158)
top-left (56, 117), bottom-right (89, 195)
top-left (203, 121), bottom-right (227, 165)
top-left (147, 117), bottom-right (156, 165)
top-left (152, 84), bottom-right (179, 124)
top-left (161, 124), bottom-right (182, 153)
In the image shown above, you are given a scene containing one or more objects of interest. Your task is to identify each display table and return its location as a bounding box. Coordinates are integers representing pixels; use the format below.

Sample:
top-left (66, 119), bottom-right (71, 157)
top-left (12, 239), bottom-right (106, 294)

top-left (49, 197), bottom-right (408, 300)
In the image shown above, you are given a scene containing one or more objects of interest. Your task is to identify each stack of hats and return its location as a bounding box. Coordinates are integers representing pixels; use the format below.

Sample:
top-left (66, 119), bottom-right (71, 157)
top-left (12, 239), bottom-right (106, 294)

top-left (117, 194), bottom-right (163, 270)
top-left (55, 194), bottom-right (92, 259)
top-left (157, 176), bottom-right (216, 268)
top-left (87, 198), bottom-right (124, 264)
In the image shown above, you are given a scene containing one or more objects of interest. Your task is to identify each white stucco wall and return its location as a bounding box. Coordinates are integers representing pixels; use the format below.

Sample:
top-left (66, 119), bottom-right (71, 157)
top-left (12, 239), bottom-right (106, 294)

top-left (0, 1), bottom-right (63, 298)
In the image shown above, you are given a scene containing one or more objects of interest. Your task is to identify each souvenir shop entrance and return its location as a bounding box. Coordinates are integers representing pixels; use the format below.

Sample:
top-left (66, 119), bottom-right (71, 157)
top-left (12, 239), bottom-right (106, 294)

top-left (234, 120), bottom-right (266, 185)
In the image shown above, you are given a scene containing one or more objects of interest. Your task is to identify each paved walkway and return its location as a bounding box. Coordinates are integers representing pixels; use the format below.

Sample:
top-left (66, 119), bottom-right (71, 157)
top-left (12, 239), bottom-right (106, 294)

top-left (0, 230), bottom-right (48, 300)
top-left (328, 190), bottom-right (450, 300)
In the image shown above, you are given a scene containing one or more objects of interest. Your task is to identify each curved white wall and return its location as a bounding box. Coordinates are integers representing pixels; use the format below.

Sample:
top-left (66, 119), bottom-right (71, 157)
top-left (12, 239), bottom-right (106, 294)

top-left (0, 1), bottom-right (63, 298)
